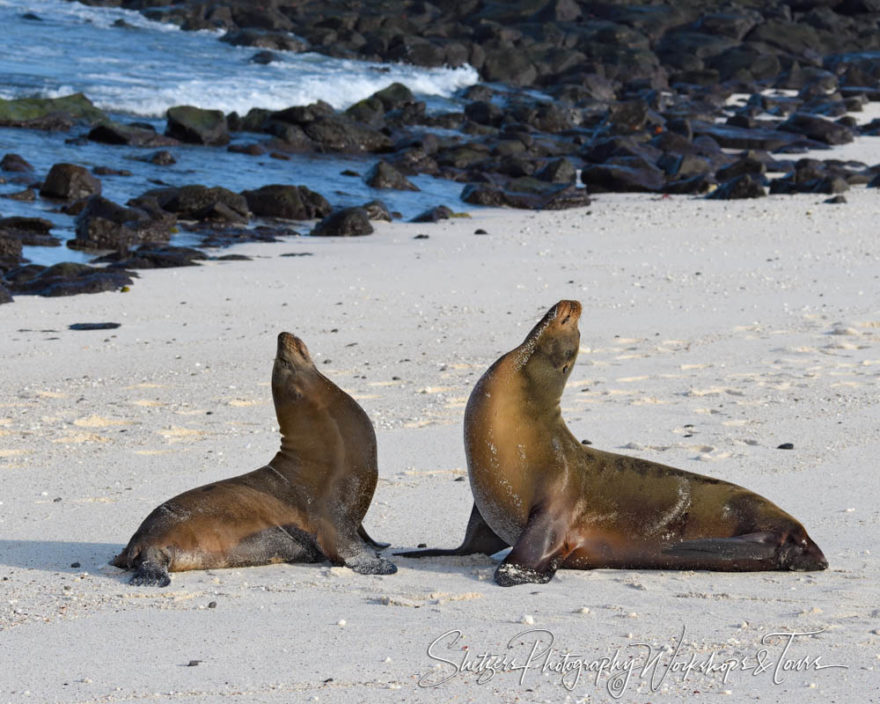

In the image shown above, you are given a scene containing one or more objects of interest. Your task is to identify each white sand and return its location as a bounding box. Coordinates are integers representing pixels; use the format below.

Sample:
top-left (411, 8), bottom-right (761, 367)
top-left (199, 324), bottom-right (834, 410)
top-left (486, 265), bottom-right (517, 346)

top-left (1, 191), bottom-right (878, 703)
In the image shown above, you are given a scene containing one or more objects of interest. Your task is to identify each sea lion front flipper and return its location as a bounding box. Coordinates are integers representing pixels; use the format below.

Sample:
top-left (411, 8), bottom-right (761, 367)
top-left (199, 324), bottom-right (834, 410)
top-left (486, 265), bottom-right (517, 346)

top-left (395, 503), bottom-right (509, 558)
top-left (358, 524), bottom-right (390, 550)
top-left (494, 506), bottom-right (569, 587)
top-left (128, 546), bottom-right (172, 588)
top-left (661, 532), bottom-right (780, 567)
top-left (321, 524), bottom-right (398, 575)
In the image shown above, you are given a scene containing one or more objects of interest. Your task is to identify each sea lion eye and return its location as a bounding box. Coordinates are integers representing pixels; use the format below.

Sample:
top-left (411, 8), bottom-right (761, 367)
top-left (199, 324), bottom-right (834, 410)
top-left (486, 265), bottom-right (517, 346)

top-left (561, 364), bottom-right (569, 374)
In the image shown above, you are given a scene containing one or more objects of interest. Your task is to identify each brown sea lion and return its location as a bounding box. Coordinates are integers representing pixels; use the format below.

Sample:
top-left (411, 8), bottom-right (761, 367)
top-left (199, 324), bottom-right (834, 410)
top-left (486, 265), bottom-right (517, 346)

top-left (112, 332), bottom-right (396, 586)
top-left (399, 300), bottom-right (827, 586)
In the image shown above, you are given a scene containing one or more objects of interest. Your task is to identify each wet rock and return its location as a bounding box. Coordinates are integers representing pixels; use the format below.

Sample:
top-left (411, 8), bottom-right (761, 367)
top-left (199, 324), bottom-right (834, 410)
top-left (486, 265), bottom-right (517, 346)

top-left (411, 205), bottom-right (453, 223)
top-left (5, 262), bottom-right (134, 297)
top-left (778, 113), bottom-right (854, 145)
top-left (482, 47), bottom-right (537, 86)
top-left (88, 121), bottom-right (179, 147)
top-left (144, 150), bottom-right (176, 166)
top-left (0, 217), bottom-right (61, 247)
top-left (227, 143), bottom-right (267, 156)
top-left (464, 101), bottom-right (504, 127)
top-left (365, 161), bottom-right (419, 191)
top-left (302, 115), bottom-right (392, 153)
top-left (311, 207), bottom-right (373, 237)
top-left (0, 233), bottom-right (23, 267)
top-left (1, 153), bottom-right (34, 173)
top-left (250, 50), bottom-right (277, 65)
top-left (241, 184), bottom-right (331, 220)
top-left (370, 83), bottom-right (415, 111)
top-left (2, 188), bottom-right (36, 202)
top-left (190, 224), bottom-right (296, 248)
top-left (93, 166), bottom-right (132, 176)
top-left (707, 173), bottom-right (766, 199)
top-left (70, 196), bottom-right (175, 251)
top-left (95, 244), bottom-right (207, 269)
top-left (166, 105), bottom-right (230, 146)
top-left (221, 29), bottom-right (307, 52)
top-left (0, 283), bottom-right (11, 304)
top-left (147, 185), bottom-right (249, 224)
top-left (39, 163), bottom-right (102, 200)
top-left (0, 93), bottom-right (105, 129)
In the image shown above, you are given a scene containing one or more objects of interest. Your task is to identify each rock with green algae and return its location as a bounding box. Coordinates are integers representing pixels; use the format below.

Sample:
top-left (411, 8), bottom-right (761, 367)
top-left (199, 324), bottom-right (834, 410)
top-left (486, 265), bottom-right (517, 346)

top-left (0, 93), bottom-right (106, 129)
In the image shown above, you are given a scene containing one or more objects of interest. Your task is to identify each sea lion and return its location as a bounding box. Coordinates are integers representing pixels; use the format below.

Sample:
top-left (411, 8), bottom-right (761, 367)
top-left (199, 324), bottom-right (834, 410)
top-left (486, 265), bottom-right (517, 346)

top-left (399, 300), bottom-right (827, 586)
top-left (112, 332), bottom-right (396, 586)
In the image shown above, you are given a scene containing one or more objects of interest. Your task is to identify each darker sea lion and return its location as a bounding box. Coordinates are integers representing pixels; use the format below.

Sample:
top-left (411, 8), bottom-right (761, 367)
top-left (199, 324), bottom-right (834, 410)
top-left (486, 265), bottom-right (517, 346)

top-left (399, 300), bottom-right (827, 586)
top-left (112, 332), bottom-right (396, 586)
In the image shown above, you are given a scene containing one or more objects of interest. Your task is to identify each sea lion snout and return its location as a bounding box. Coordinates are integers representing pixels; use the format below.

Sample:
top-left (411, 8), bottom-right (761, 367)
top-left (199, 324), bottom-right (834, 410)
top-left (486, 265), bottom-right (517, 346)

top-left (276, 332), bottom-right (312, 365)
top-left (781, 533), bottom-right (828, 571)
top-left (552, 300), bottom-right (582, 324)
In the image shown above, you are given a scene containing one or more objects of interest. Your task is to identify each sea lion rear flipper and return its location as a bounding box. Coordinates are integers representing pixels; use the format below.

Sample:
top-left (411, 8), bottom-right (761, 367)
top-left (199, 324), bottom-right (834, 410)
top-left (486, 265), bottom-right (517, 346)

top-left (494, 506), bottom-right (568, 587)
top-left (358, 524), bottom-right (390, 550)
top-left (661, 532), bottom-right (779, 566)
top-left (395, 503), bottom-right (509, 558)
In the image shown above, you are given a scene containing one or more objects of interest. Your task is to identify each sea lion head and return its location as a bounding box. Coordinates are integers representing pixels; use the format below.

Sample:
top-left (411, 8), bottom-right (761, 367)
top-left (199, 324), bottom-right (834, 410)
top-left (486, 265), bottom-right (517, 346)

top-left (516, 300), bottom-right (582, 403)
top-left (271, 332), bottom-right (319, 417)
top-left (777, 527), bottom-right (829, 571)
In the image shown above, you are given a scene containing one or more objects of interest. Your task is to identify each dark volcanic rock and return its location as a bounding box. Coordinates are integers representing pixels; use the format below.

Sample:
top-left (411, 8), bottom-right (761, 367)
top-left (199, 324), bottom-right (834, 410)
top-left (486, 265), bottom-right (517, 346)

top-left (71, 196), bottom-right (175, 251)
top-left (165, 105), bottom-right (230, 145)
top-left (778, 113), bottom-right (855, 145)
top-left (0, 283), bottom-right (12, 304)
top-left (0, 217), bottom-right (61, 247)
top-left (95, 244), bottom-right (207, 269)
top-left (691, 121), bottom-right (819, 152)
top-left (2, 188), bottom-right (37, 202)
top-left (221, 29), bottom-right (307, 52)
top-left (462, 182), bottom-right (591, 210)
top-left (362, 200), bottom-right (393, 221)
top-left (411, 205), bottom-right (453, 223)
top-left (302, 115), bottom-right (392, 153)
top-left (88, 121), bottom-right (179, 147)
top-left (581, 161), bottom-right (666, 192)
top-left (536, 158), bottom-right (577, 184)
top-left (365, 161), bottom-right (419, 191)
top-left (39, 163), bottom-right (102, 200)
top-left (147, 185), bottom-right (250, 224)
top-left (5, 262), bottom-right (134, 297)
top-left (241, 184), bottom-right (331, 220)
top-left (311, 207), bottom-right (373, 237)
top-left (0, 233), bottom-right (23, 267)
top-left (1, 153), bottom-right (34, 173)
top-left (708, 174), bottom-right (766, 199)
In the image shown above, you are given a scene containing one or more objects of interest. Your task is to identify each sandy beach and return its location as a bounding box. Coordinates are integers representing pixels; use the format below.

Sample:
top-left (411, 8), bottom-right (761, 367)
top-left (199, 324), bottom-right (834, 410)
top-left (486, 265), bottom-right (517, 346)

top-left (1, 192), bottom-right (878, 702)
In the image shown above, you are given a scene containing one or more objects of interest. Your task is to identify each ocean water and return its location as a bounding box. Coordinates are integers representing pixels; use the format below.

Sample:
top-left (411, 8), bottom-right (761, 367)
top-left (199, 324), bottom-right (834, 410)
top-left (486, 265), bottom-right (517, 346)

top-left (0, 0), bottom-right (480, 265)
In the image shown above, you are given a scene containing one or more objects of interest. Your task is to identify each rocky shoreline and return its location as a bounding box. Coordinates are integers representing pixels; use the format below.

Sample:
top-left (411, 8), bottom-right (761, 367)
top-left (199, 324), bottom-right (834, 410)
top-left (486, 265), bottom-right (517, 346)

top-left (2, 0), bottom-right (880, 303)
